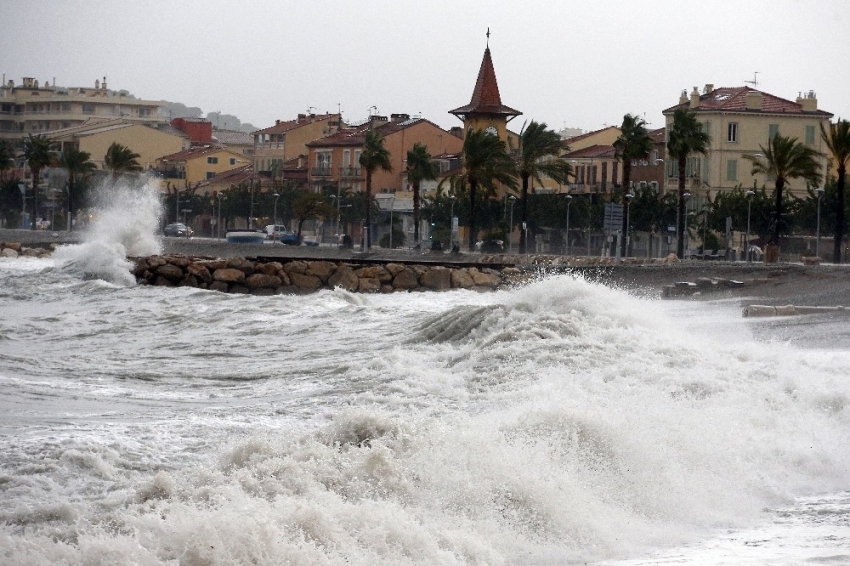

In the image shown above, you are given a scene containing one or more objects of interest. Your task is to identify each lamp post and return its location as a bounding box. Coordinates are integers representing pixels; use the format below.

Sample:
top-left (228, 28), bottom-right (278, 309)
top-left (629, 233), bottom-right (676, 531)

top-left (449, 195), bottom-right (456, 248)
top-left (624, 191), bottom-right (634, 257)
top-left (175, 191), bottom-right (180, 224)
top-left (508, 195), bottom-right (517, 254)
top-left (565, 194), bottom-right (573, 255)
top-left (702, 205), bottom-right (709, 257)
top-left (181, 208), bottom-right (191, 236)
top-left (273, 193), bottom-right (280, 243)
top-left (18, 182), bottom-right (26, 229)
top-left (816, 186), bottom-right (825, 258)
top-left (683, 191), bottom-right (691, 258)
top-left (389, 195), bottom-right (395, 250)
top-left (746, 190), bottom-right (755, 262)
top-left (217, 193), bottom-right (226, 240)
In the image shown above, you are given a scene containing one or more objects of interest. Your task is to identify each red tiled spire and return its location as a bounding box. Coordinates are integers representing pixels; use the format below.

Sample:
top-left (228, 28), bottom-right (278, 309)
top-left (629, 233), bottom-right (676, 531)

top-left (450, 47), bottom-right (521, 119)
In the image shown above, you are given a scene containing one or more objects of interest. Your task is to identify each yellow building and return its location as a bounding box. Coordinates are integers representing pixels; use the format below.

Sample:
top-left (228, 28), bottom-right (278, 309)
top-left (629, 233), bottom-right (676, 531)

top-left (156, 146), bottom-right (252, 186)
top-left (0, 76), bottom-right (164, 142)
top-left (253, 113), bottom-right (343, 178)
top-left (662, 84), bottom-right (833, 197)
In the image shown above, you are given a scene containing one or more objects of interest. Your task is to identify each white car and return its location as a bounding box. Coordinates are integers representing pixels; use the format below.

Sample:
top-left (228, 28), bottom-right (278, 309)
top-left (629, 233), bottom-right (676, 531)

top-left (265, 225), bottom-right (289, 240)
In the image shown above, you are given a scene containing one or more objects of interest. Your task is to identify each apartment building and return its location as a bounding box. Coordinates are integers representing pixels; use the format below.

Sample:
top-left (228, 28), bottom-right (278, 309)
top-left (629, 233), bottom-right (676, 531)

top-left (156, 146), bottom-right (252, 186)
top-left (0, 76), bottom-right (163, 142)
top-left (253, 113), bottom-right (342, 178)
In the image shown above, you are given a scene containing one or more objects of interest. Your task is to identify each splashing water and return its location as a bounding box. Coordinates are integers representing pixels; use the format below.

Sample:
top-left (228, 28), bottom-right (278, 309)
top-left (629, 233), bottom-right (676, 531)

top-left (52, 176), bottom-right (162, 285)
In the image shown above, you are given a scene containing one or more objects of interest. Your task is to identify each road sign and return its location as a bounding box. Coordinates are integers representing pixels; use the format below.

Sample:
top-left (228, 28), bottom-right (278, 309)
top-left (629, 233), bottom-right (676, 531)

top-left (603, 203), bottom-right (624, 232)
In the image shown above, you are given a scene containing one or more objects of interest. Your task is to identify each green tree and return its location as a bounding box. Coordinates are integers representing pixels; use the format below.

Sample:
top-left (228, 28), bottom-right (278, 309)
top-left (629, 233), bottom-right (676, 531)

top-left (614, 113), bottom-right (654, 256)
top-left (23, 134), bottom-right (55, 229)
top-left (514, 120), bottom-right (571, 253)
top-left (59, 148), bottom-right (96, 231)
top-left (743, 133), bottom-right (822, 247)
top-left (821, 118), bottom-right (850, 262)
top-left (406, 142), bottom-right (439, 247)
top-left (667, 108), bottom-right (711, 258)
top-left (444, 129), bottom-right (517, 252)
top-left (293, 192), bottom-right (335, 240)
top-left (104, 142), bottom-right (143, 183)
top-left (0, 140), bottom-right (14, 182)
top-left (359, 130), bottom-right (392, 250)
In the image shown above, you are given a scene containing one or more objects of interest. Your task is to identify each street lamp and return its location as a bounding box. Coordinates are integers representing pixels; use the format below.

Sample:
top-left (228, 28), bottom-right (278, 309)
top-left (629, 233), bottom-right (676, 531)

top-left (181, 209), bottom-right (192, 236)
top-left (746, 190), bottom-right (755, 262)
top-left (217, 193), bottom-right (226, 240)
top-left (508, 195), bottom-right (517, 254)
top-left (624, 191), bottom-right (635, 257)
top-left (273, 193), bottom-right (280, 243)
top-left (565, 194), bottom-right (573, 255)
top-left (816, 186), bottom-right (825, 258)
top-left (683, 191), bottom-right (691, 257)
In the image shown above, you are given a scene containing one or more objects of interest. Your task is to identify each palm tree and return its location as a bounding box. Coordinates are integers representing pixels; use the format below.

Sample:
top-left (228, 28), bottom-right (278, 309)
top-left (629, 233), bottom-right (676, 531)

top-left (744, 133), bottom-right (822, 252)
top-left (514, 120), bottom-right (572, 253)
top-left (821, 119), bottom-right (850, 263)
top-left (59, 148), bottom-right (96, 231)
top-left (444, 128), bottom-right (517, 252)
top-left (614, 113), bottom-right (654, 256)
top-left (667, 108), bottom-right (711, 258)
top-left (104, 142), bottom-right (142, 183)
top-left (359, 130), bottom-right (392, 250)
top-left (0, 140), bottom-right (14, 182)
top-left (406, 142), bottom-right (439, 247)
top-left (23, 134), bottom-right (55, 230)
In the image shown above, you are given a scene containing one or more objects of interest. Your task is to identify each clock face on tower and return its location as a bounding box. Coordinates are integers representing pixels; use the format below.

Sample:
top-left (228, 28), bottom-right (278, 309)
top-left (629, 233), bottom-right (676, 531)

top-left (484, 124), bottom-right (498, 136)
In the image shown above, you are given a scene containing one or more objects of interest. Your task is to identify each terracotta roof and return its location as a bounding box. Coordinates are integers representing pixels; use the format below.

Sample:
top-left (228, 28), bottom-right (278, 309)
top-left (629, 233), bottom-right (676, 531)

top-left (306, 118), bottom-right (447, 148)
top-left (196, 164), bottom-right (256, 188)
top-left (449, 48), bottom-right (521, 118)
top-left (213, 129), bottom-right (253, 146)
top-left (158, 145), bottom-right (243, 162)
top-left (663, 86), bottom-right (833, 116)
top-left (561, 125), bottom-right (620, 145)
top-left (562, 144), bottom-right (616, 159)
top-left (648, 127), bottom-right (666, 142)
top-left (253, 113), bottom-right (338, 135)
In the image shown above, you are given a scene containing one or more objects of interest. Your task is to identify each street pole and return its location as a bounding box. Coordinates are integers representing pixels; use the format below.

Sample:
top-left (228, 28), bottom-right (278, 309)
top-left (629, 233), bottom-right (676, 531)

top-left (683, 192), bottom-right (691, 258)
top-left (565, 194), bottom-right (572, 256)
top-left (217, 193), bottom-right (225, 240)
top-left (175, 191), bottom-right (179, 224)
top-left (389, 195), bottom-right (395, 250)
top-left (18, 183), bottom-right (26, 229)
top-left (273, 193), bottom-right (280, 243)
top-left (624, 192), bottom-right (634, 257)
top-left (746, 190), bottom-right (754, 262)
top-left (816, 187), bottom-right (825, 258)
top-left (449, 195), bottom-right (455, 248)
top-left (509, 196), bottom-right (516, 254)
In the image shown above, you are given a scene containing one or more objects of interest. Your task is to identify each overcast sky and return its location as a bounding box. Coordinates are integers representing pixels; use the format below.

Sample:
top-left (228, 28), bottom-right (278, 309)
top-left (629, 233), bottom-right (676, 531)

top-left (4, 0), bottom-right (849, 134)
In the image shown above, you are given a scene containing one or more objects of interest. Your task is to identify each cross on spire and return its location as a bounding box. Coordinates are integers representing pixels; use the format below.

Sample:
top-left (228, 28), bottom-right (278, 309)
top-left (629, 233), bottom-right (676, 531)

top-left (486, 27), bottom-right (490, 48)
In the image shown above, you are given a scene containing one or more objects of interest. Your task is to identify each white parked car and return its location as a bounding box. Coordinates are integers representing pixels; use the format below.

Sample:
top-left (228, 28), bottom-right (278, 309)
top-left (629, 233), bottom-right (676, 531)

top-left (265, 225), bottom-right (289, 240)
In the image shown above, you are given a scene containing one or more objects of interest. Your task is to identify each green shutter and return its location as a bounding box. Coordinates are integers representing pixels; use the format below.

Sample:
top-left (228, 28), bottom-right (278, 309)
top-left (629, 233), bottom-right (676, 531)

top-left (806, 125), bottom-right (815, 145)
top-left (726, 159), bottom-right (737, 181)
top-left (769, 124), bottom-right (779, 141)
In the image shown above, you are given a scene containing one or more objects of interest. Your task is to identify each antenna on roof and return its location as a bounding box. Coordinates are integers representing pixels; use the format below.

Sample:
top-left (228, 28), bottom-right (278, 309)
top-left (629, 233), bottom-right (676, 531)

top-left (744, 71), bottom-right (759, 88)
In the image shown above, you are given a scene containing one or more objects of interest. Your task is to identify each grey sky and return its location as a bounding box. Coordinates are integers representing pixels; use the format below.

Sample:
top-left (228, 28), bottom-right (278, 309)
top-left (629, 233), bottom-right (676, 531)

top-left (4, 0), bottom-right (849, 134)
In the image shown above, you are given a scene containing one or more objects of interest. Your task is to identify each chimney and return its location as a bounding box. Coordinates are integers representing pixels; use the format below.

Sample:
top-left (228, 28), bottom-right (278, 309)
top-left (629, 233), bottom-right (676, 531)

top-left (746, 91), bottom-right (763, 110)
top-left (798, 90), bottom-right (818, 112)
top-left (7, 80), bottom-right (14, 88)
top-left (703, 84), bottom-right (714, 94)
top-left (275, 119), bottom-right (280, 125)
top-left (102, 76), bottom-right (107, 90)
top-left (391, 113), bottom-right (410, 123)
top-left (33, 79), bottom-right (39, 89)
top-left (95, 79), bottom-right (100, 89)
top-left (297, 113), bottom-right (306, 122)
top-left (689, 87), bottom-right (700, 108)
top-left (679, 89), bottom-right (688, 104)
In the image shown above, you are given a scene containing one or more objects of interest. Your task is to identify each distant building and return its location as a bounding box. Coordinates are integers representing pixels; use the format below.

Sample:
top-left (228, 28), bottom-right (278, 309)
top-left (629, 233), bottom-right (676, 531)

top-left (171, 118), bottom-right (213, 145)
top-left (156, 146), bottom-right (251, 186)
top-left (560, 126), bottom-right (622, 194)
top-left (253, 113), bottom-right (343, 179)
top-left (662, 84), bottom-right (833, 197)
top-left (0, 76), bottom-right (164, 142)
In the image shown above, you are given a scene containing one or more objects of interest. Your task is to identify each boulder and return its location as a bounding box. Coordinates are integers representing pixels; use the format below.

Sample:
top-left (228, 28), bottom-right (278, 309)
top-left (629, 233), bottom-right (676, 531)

top-left (209, 281), bottom-right (229, 293)
top-left (228, 258), bottom-right (256, 276)
top-left (420, 267), bottom-right (452, 290)
top-left (355, 265), bottom-right (392, 282)
top-left (392, 268), bottom-right (419, 290)
top-left (328, 265), bottom-right (359, 291)
top-left (289, 272), bottom-right (322, 291)
top-left (306, 261), bottom-right (336, 282)
top-left (231, 284), bottom-right (251, 294)
top-left (1, 248), bottom-right (18, 258)
top-left (358, 277), bottom-right (381, 293)
top-left (2, 242), bottom-right (22, 252)
top-left (167, 256), bottom-right (191, 268)
top-left (471, 270), bottom-right (501, 288)
top-left (186, 263), bottom-right (213, 283)
top-left (451, 268), bottom-right (475, 289)
top-left (213, 268), bottom-right (246, 284)
top-left (245, 273), bottom-right (283, 289)
top-left (256, 261), bottom-right (283, 275)
top-left (156, 263), bottom-right (185, 283)
top-left (178, 274), bottom-right (199, 287)
top-left (283, 260), bottom-right (308, 275)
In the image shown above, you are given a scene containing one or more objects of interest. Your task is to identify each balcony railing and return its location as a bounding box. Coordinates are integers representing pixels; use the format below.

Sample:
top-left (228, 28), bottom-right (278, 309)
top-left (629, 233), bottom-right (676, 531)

top-left (339, 166), bottom-right (361, 178)
top-left (311, 167), bottom-right (333, 177)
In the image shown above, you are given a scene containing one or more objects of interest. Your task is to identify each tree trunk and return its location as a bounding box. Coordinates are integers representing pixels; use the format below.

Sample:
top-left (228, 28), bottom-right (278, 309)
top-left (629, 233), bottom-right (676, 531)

top-left (770, 178), bottom-right (784, 246)
top-left (413, 181), bottom-right (420, 246)
top-left (834, 166), bottom-right (845, 263)
top-left (468, 179), bottom-right (477, 252)
top-left (30, 168), bottom-right (39, 230)
top-left (519, 172), bottom-right (529, 254)
top-left (676, 158), bottom-right (686, 258)
top-left (365, 169), bottom-right (372, 250)
top-left (620, 161), bottom-right (632, 256)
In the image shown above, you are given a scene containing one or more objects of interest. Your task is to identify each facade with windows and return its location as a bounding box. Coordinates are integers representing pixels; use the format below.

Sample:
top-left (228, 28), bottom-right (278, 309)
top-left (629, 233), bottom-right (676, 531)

top-left (662, 85), bottom-right (833, 197)
top-left (156, 146), bottom-right (250, 186)
top-left (252, 113), bottom-right (343, 179)
top-left (0, 76), bottom-right (163, 142)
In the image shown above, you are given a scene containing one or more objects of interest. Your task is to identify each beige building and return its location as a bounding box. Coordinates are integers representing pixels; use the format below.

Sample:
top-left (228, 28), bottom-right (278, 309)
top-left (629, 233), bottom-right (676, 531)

top-left (253, 113), bottom-right (343, 178)
top-left (662, 84), bottom-right (833, 197)
top-left (0, 76), bottom-right (164, 142)
top-left (156, 146), bottom-right (252, 186)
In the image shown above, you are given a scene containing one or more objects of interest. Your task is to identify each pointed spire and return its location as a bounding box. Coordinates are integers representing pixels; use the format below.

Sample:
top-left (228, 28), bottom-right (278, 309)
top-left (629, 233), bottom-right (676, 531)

top-left (449, 41), bottom-right (521, 120)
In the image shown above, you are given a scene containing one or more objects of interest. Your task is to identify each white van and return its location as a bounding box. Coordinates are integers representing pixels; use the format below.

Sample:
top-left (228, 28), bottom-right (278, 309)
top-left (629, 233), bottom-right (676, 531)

top-left (265, 225), bottom-right (289, 240)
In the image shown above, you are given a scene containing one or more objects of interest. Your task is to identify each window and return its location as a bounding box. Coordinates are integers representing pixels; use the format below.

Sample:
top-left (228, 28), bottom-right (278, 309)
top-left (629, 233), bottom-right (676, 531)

top-left (343, 150), bottom-right (351, 167)
top-left (612, 161), bottom-right (619, 184)
top-left (229, 158), bottom-right (236, 165)
top-left (727, 122), bottom-right (738, 142)
top-left (601, 162), bottom-right (608, 190)
top-left (726, 159), bottom-right (738, 181)
top-left (206, 172), bottom-right (215, 179)
top-left (806, 125), bottom-right (815, 145)
top-left (82, 103), bottom-right (94, 114)
top-left (207, 156), bottom-right (218, 164)
top-left (768, 124), bottom-right (779, 141)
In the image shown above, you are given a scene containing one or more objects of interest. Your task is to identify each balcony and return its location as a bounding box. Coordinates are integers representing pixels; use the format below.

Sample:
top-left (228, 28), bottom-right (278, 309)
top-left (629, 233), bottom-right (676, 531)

top-left (339, 166), bottom-right (361, 178)
top-left (311, 167), bottom-right (333, 177)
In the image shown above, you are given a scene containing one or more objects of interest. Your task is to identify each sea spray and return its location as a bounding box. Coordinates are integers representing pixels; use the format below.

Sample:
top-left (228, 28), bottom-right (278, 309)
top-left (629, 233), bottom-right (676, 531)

top-left (53, 175), bottom-right (163, 285)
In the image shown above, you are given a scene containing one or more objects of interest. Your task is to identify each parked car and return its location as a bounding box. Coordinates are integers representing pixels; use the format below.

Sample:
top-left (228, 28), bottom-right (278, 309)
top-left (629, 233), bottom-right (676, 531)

top-left (265, 224), bottom-right (289, 240)
top-left (164, 223), bottom-right (193, 237)
top-left (279, 230), bottom-right (300, 245)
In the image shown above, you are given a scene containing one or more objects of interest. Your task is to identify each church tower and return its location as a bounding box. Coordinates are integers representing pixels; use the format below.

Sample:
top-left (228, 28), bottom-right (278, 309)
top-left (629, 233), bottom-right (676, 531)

top-left (449, 34), bottom-right (521, 140)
